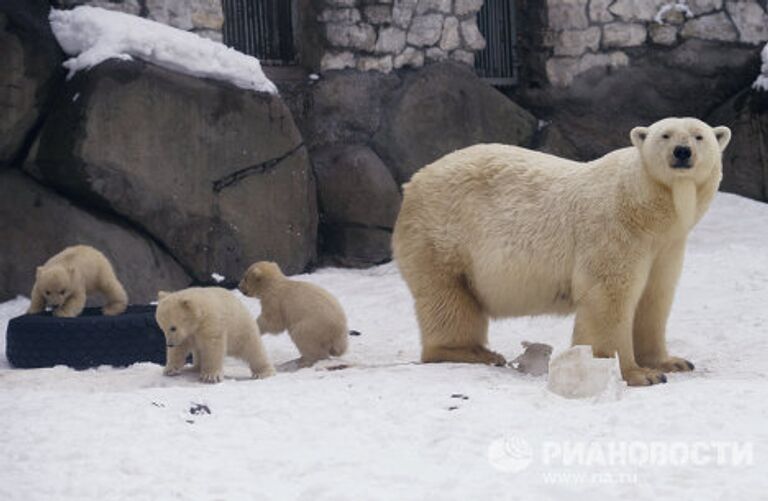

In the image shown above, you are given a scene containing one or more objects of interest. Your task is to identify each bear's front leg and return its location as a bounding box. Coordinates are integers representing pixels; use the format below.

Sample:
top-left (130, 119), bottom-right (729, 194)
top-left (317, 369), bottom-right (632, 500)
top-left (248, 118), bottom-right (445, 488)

top-left (27, 285), bottom-right (45, 314)
top-left (573, 279), bottom-right (667, 387)
top-left (54, 292), bottom-right (87, 318)
top-left (633, 241), bottom-right (695, 373)
top-left (197, 336), bottom-right (225, 383)
top-left (257, 308), bottom-right (285, 335)
top-left (164, 345), bottom-right (190, 376)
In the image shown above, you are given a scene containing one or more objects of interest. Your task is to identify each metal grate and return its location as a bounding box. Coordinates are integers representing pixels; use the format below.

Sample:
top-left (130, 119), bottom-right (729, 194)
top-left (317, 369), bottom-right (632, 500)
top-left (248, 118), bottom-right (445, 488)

top-left (474, 0), bottom-right (518, 86)
top-left (222, 0), bottom-right (295, 65)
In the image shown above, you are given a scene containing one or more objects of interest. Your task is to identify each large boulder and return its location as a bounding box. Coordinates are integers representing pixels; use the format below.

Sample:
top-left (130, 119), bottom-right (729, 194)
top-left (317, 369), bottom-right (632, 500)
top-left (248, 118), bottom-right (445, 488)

top-left (522, 40), bottom-right (760, 160)
top-left (372, 62), bottom-right (538, 183)
top-left (25, 59), bottom-right (317, 281)
top-left (0, 0), bottom-right (63, 167)
top-left (708, 88), bottom-right (768, 202)
top-left (313, 144), bottom-right (401, 266)
top-left (0, 170), bottom-right (190, 303)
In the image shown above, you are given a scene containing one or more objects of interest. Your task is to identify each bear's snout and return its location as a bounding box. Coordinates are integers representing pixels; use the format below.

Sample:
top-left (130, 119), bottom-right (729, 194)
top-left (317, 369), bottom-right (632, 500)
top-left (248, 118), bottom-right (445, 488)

top-left (672, 145), bottom-right (692, 168)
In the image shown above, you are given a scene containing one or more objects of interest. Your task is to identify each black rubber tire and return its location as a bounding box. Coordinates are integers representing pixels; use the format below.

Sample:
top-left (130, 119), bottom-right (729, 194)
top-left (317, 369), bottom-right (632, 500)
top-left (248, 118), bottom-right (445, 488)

top-left (6, 305), bottom-right (168, 370)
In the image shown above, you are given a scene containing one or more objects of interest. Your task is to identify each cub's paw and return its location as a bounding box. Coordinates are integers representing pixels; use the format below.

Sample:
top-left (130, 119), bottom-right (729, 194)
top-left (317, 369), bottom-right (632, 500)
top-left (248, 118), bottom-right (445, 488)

top-left (200, 372), bottom-right (223, 384)
top-left (252, 367), bottom-right (276, 379)
top-left (623, 367), bottom-right (668, 387)
top-left (640, 356), bottom-right (694, 373)
top-left (163, 366), bottom-right (182, 376)
top-left (53, 308), bottom-right (77, 318)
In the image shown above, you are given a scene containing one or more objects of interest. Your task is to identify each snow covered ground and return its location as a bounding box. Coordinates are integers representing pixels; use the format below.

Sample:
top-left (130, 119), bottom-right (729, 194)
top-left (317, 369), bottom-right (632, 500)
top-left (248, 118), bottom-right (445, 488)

top-left (1, 192), bottom-right (767, 500)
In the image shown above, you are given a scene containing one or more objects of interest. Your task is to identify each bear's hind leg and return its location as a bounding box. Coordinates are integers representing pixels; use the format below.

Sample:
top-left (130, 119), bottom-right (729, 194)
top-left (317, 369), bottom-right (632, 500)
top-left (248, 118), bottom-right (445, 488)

top-left (415, 276), bottom-right (505, 366)
top-left (99, 273), bottom-right (128, 316)
top-left (240, 331), bottom-right (275, 379)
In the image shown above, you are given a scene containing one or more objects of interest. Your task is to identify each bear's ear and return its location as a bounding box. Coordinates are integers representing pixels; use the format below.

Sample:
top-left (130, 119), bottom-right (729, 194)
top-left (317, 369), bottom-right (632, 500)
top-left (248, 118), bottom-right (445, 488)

top-left (157, 291), bottom-right (170, 301)
top-left (521, 341), bottom-right (531, 349)
top-left (630, 127), bottom-right (649, 149)
top-left (36, 266), bottom-right (43, 278)
top-left (179, 298), bottom-right (198, 317)
top-left (713, 126), bottom-right (732, 151)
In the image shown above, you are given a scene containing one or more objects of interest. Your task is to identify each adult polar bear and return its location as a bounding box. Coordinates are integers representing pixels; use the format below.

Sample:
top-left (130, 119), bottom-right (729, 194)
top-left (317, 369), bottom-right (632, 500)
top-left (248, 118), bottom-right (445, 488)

top-left (392, 118), bottom-right (731, 386)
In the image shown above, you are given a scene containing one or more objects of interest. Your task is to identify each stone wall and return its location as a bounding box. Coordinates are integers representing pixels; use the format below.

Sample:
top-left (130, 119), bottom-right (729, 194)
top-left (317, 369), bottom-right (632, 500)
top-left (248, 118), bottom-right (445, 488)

top-left (545, 0), bottom-right (768, 87)
top-left (53, 0), bottom-right (224, 41)
top-left (317, 0), bottom-right (486, 73)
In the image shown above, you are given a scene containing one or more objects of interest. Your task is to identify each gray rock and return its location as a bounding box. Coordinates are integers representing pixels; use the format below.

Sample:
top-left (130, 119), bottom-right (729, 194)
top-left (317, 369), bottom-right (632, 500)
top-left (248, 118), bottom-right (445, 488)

top-left (415, 0), bottom-right (452, 14)
top-left (681, 12), bottom-right (738, 42)
top-left (425, 47), bottom-right (448, 61)
top-left (296, 70), bottom-right (401, 149)
top-left (687, 0), bottom-right (723, 15)
top-left (321, 51), bottom-right (357, 71)
top-left (392, 0), bottom-right (417, 28)
top-left (602, 22), bottom-right (647, 47)
top-left (0, 0), bottom-right (63, 167)
top-left (608, 0), bottom-right (667, 21)
top-left (460, 17), bottom-right (486, 50)
top-left (649, 24), bottom-right (679, 45)
top-left (407, 13), bottom-right (444, 46)
top-left (553, 27), bottom-right (601, 56)
top-left (0, 170), bottom-right (190, 303)
top-left (357, 55), bottom-right (394, 73)
top-left (374, 26), bottom-right (407, 54)
top-left (707, 89), bottom-right (768, 202)
top-left (25, 59), bottom-right (317, 281)
top-left (313, 144), bottom-right (402, 266)
top-left (145, 0), bottom-right (193, 31)
top-left (372, 62), bottom-right (537, 184)
top-left (455, 0), bottom-right (485, 16)
top-left (326, 22), bottom-right (377, 51)
top-left (393, 47), bottom-right (425, 68)
top-left (547, 0), bottom-right (589, 30)
top-left (588, 0), bottom-right (615, 23)
top-left (726, 0), bottom-right (768, 44)
top-left (439, 16), bottom-right (460, 51)
top-left (363, 5), bottom-right (392, 24)
top-left (522, 39), bottom-right (758, 160)
top-left (319, 8), bottom-right (362, 24)
top-left (450, 49), bottom-right (475, 66)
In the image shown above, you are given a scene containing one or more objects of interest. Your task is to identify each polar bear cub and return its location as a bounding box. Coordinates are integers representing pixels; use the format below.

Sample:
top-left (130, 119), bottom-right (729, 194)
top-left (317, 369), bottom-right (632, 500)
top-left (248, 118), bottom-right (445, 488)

top-left (27, 245), bottom-right (128, 317)
top-left (156, 287), bottom-right (275, 383)
top-left (393, 117), bottom-right (731, 386)
top-left (238, 262), bottom-right (349, 368)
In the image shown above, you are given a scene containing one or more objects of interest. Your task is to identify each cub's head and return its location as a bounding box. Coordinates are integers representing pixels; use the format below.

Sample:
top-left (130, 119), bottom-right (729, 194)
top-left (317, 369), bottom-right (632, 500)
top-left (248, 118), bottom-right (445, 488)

top-left (155, 291), bottom-right (200, 348)
top-left (238, 261), bottom-right (284, 298)
top-left (36, 265), bottom-right (75, 309)
top-left (630, 117), bottom-right (731, 187)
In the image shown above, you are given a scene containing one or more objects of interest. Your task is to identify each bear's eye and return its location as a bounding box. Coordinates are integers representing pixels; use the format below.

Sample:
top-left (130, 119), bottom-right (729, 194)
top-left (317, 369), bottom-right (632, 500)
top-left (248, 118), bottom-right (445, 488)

top-left (60, 289), bottom-right (66, 294)
top-left (170, 326), bottom-right (177, 332)
top-left (695, 135), bottom-right (703, 141)
top-left (661, 133), bottom-right (670, 140)
top-left (45, 291), bottom-right (50, 295)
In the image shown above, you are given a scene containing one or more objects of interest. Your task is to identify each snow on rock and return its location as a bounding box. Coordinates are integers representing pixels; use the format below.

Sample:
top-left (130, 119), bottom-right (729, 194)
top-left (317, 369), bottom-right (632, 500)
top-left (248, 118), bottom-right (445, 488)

top-left (49, 6), bottom-right (277, 94)
top-left (546, 345), bottom-right (625, 401)
top-left (753, 43), bottom-right (768, 91)
top-left (654, 1), bottom-right (693, 24)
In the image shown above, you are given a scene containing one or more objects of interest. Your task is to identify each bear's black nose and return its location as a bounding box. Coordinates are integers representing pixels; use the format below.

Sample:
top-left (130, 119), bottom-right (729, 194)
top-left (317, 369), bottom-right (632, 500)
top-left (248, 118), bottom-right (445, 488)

top-left (673, 146), bottom-right (691, 160)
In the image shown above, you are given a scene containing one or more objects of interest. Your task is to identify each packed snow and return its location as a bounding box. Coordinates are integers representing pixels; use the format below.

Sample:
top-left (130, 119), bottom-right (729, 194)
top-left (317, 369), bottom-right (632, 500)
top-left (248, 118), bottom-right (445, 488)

top-left (49, 6), bottom-right (277, 94)
top-left (1, 193), bottom-right (767, 499)
top-left (654, 1), bottom-right (693, 24)
top-left (753, 43), bottom-right (768, 92)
